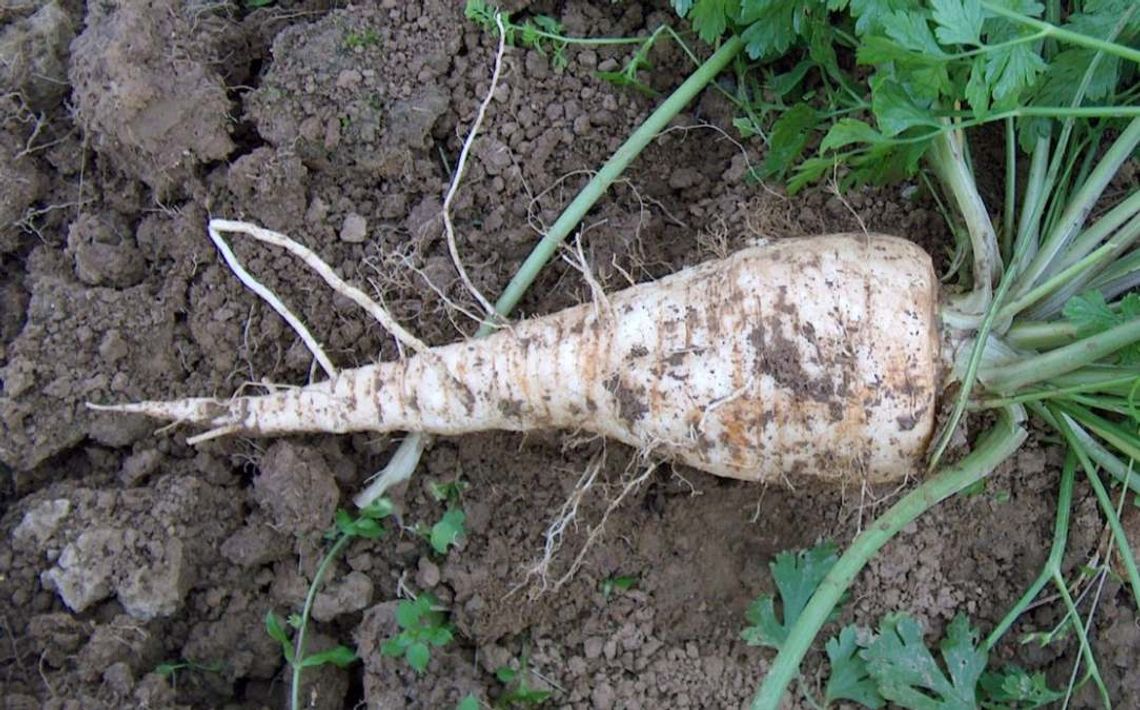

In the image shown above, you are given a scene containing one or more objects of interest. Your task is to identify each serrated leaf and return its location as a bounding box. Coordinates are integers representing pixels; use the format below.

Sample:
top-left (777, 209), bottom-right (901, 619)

top-left (979, 665), bottom-right (1064, 707)
top-left (740, 0), bottom-right (817, 59)
top-left (456, 694), bottom-right (481, 710)
top-left (741, 542), bottom-right (839, 649)
top-left (428, 626), bottom-right (454, 647)
top-left (381, 636), bottom-right (409, 656)
top-left (826, 626), bottom-right (884, 708)
top-left (396, 598), bottom-right (427, 629)
top-left (761, 103), bottom-right (818, 178)
top-left (932, 0), bottom-right (983, 45)
top-left (769, 60), bottom-right (816, 98)
top-left (985, 42), bottom-right (1047, 106)
top-left (1031, 48), bottom-right (1120, 107)
top-left (690, 0), bottom-right (740, 44)
top-left (871, 76), bottom-right (941, 136)
top-left (964, 56), bottom-right (990, 114)
top-left (406, 641), bottom-right (431, 673)
top-left (850, 0), bottom-right (922, 35)
top-left (819, 118), bottom-right (884, 152)
top-left (300, 645), bottom-right (358, 668)
top-left (671, 0), bottom-right (696, 15)
top-left (430, 509), bottom-right (467, 554)
top-left (1064, 290), bottom-right (1117, 333)
top-left (862, 613), bottom-right (986, 710)
top-left (882, 10), bottom-right (946, 55)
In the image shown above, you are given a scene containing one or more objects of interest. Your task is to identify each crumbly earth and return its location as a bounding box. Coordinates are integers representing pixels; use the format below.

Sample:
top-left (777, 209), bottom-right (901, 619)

top-left (0, 1), bottom-right (1135, 709)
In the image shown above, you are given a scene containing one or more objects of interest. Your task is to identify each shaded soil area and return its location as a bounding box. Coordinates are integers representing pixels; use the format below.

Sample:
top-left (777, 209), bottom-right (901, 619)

top-left (1, 1), bottom-right (1136, 708)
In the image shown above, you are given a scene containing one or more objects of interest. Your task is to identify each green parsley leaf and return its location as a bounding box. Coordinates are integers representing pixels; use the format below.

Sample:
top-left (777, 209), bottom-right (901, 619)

top-left (761, 103), bottom-right (819, 179)
top-left (979, 665), bottom-right (1064, 708)
top-left (740, 0), bottom-right (819, 59)
top-left (826, 625), bottom-right (884, 708)
top-left (690, 0), bottom-right (741, 44)
top-left (871, 76), bottom-right (941, 136)
top-left (671, 0), bottom-right (696, 15)
top-left (741, 542), bottom-right (839, 649)
top-left (862, 613), bottom-right (987, 710)
top-left (931, 0), bottom-right (984, 46)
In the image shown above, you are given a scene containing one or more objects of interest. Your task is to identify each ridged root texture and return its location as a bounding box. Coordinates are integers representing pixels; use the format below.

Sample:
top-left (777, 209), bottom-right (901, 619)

top-left (108, 234), bottom-right (940, 484)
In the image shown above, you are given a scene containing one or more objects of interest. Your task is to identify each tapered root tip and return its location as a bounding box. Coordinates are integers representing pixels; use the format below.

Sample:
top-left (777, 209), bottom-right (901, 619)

top-left (86, 398), bottom-right (241, 443)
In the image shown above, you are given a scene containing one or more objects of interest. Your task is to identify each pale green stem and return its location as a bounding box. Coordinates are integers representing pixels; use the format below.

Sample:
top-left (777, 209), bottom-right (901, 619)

top-left (981, 319), bottom-right (1140, 392)
top-left (1002, 117), bottom-right (1017, 262)
top-left (1014, 118), bottom-right (1140, 296)
top-left (930, 125), bottom-right (1001, 328)
top-left (1057, 413), bottom-right (1140, 610)
top-left (999, 205), bottom-right (1140, 321)
top-left (751, 409), bottom-right (1027, 709)
top-left (291, 533), bottom-right (353, 710)
top-left (1004, 320), bottom-right (1078, 350)
top-left (984, 452), bottom-right (1075, 650)
top-left (1009, 135), bottom-right (1050, 280)
top-left (981, 1), bottom-right (1140, 64)
top-left (1088, 249), bottom-right (1140, 305)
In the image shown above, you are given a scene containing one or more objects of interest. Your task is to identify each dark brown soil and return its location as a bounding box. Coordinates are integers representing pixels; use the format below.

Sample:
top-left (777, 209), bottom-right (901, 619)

top-left (1, 1), bottom-right (1135, 709)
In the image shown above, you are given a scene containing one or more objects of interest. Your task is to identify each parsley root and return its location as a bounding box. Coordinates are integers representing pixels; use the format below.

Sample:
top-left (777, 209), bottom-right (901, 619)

top-left (97, 234), bottom-right (941, 484)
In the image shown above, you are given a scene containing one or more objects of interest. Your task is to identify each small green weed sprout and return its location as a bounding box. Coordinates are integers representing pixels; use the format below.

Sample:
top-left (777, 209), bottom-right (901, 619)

top-left (457, 695), bottom-right (481, 710)
top-left (599, 574), bottom-right (637, 600)
top-left (154, 658), bottom-right (223, 681)
top-left (381, 593), bottom-right (454, 673)
top-left (344, 28), bottom-right (380, 51)
top-left (419, 477), bottom-right (468, 555)
top-left (268, 499), bottom-right (393, 710)
top-left (495, 660), bottom-right (553, 707)
top-left (494, 655), bottom-right (553, 707)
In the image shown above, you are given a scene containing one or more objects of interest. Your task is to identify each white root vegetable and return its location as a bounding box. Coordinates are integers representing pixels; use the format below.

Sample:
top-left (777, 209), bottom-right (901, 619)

top-left (96, 234), bottom-right (941, 484)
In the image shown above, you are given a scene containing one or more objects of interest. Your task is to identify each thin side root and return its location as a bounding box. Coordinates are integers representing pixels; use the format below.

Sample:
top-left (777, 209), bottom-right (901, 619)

top-left (551, 460), bottom-right (657, 591)
top-left (440, 11), bottom-right (508, 319)
top-left (520, 452), bottom-right (658, 597)
top-left (208, 219), bottom-right (429, 358)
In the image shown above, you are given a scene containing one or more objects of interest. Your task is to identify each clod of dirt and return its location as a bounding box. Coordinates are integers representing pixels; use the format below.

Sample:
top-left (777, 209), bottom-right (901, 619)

top-left (340, 212), bottom-right (368, 243)
top-left (41, 526), bottom-right (188, 619)
top-left (32, 477), bottom-right (243, 620)
top-left (66, 212), bottom-right (146, 288)
top-left (0, 127), bottom-right (47, 253)
top-left (221, 515), bottom-right (292, 567)
top-left (0, 250), bottom-right (180, 471)
top-left (11, 498), bottom-right (71, 550)
top-left (252, 441), bottom-right (341, 537)
top-left (311, 569), bottom-right (373, 622)
top-left (0, 1), bottom-right (75, 111)
top-left (75, 614), bottom-right (162, 683)
top-left (225, 147), bottom-right (310, 231)
top-left (26, 612), bottom-right (91, 668)
top-left (181, 604), bottom-right (280, 682)
top-left (68, 0), bottom-right (235, 194)
top-left (247, 3), bottom-right (458, 179)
